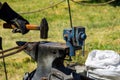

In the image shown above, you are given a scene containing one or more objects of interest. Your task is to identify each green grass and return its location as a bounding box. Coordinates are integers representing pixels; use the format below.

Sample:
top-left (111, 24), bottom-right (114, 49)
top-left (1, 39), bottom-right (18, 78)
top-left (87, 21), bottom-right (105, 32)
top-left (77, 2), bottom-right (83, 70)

top-left (0, 0), bottom-right (120, 80)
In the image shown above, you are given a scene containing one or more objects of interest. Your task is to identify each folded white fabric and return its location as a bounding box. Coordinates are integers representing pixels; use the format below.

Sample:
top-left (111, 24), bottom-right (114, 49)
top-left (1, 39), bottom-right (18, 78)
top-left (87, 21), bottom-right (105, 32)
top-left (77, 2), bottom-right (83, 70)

top-left (85, 50), bottom-right (120, 80)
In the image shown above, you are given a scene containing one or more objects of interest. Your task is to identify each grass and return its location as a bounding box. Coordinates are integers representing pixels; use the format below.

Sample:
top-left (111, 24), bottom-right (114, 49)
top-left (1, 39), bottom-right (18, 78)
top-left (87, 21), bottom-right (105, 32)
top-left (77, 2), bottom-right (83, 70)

top-left (0, 0), bottom-right (120, 80)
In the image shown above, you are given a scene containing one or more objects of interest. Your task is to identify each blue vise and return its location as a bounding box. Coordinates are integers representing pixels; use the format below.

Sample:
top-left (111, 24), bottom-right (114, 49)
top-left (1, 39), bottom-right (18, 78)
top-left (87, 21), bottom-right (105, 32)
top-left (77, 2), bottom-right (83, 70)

top-left (63, 26), bottom-right (87, 56)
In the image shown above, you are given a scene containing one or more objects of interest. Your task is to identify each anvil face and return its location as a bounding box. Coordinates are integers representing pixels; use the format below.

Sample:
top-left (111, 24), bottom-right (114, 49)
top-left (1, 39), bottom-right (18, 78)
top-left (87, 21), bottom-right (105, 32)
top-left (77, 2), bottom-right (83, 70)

top-left (16, 41), bottom-right (68, 80)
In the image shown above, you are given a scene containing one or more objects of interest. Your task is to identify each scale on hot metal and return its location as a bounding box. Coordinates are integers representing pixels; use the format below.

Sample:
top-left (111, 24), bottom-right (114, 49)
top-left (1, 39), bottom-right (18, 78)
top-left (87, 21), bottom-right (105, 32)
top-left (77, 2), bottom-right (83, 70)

top-left (0, 0), bottom-right (91, 80)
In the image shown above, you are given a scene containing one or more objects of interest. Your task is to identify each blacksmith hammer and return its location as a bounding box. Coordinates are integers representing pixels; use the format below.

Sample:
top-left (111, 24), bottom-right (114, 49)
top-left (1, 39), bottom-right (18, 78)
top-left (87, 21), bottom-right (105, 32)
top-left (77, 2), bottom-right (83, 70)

top-left (3, 18), bottom-right (49, 39)
top-left (0, 2), bottom-right (48, 39)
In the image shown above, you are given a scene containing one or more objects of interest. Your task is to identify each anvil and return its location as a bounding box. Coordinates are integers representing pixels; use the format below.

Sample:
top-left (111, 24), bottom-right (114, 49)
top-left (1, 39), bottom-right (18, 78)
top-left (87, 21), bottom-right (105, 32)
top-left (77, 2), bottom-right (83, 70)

top-left (16, 41), bottom-right (75, 80)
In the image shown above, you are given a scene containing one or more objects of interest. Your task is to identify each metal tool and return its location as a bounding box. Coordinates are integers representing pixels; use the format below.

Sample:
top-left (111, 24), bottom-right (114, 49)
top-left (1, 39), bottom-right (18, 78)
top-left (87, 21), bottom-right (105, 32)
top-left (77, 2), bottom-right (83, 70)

top-left (0, 2), bottom-right (48, 39)
top-left (3, 18), bottom-right (49, 39)
top-left (63, 27), bottom-right (86, 56)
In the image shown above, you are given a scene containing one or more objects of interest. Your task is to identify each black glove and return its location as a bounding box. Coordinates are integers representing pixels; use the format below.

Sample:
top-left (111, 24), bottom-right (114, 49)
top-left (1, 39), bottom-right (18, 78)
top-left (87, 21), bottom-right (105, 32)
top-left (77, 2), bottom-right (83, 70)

top-left (0, 2), bottom-right (29, 34)
top-left (10, 18), bottom-right (29, 34)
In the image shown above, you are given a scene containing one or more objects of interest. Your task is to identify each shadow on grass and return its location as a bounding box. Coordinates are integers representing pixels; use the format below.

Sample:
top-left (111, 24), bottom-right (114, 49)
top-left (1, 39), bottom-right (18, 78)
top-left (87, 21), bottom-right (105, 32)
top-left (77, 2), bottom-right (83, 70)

top-left (72, 0), bottom-right (120, 7)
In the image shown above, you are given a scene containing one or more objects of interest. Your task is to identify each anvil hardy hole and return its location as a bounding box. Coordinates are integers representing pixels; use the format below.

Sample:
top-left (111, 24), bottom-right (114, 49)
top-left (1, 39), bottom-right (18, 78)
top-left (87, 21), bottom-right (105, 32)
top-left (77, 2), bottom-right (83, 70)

top-left (50, 50), bottom-right (57, 54)
top-left (52, 51), bottom-right (56, 54)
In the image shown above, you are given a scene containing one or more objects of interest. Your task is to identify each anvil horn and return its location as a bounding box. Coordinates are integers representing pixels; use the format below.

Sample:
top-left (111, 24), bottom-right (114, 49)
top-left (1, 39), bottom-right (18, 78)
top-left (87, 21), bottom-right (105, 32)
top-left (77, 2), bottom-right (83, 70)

top-left (16, 41), bottom-right (26, 46)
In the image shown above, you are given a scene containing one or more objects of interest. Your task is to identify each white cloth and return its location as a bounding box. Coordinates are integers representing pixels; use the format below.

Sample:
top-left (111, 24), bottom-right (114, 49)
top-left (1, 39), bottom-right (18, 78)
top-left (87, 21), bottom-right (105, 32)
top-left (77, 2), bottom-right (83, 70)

top-left (85, 50), bottom-right (120, 80)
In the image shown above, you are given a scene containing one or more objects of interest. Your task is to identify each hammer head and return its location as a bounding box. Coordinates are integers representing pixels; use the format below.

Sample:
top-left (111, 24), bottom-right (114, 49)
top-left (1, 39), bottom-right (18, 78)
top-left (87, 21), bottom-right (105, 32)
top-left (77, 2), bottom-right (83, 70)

top-left (40, 18), bottom-right (49, 39)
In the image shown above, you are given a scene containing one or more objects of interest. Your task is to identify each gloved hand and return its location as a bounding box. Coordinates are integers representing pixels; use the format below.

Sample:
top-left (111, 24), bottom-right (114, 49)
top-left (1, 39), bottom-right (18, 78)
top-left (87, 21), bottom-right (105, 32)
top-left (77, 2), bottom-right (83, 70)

top-left (10, 18), bottom-right (29, 34)
top-left (0, 2), bottom-right (29, 34)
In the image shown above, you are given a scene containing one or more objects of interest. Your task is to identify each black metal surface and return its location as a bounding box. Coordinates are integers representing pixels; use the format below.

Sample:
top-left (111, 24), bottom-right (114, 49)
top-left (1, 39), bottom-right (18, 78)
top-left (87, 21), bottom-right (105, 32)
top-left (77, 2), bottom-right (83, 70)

top-left (35, 42), bottom-right (39, 61)
top-left (40, 18), bottom-right (49, 39)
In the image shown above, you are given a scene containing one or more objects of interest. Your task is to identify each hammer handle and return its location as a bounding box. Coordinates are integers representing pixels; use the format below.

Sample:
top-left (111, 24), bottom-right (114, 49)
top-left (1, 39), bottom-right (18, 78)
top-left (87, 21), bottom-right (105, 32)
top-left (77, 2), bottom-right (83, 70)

top-left (26, 24), bottom-right (40, 30)
top-left (3, 23), bottom-right (40, 30)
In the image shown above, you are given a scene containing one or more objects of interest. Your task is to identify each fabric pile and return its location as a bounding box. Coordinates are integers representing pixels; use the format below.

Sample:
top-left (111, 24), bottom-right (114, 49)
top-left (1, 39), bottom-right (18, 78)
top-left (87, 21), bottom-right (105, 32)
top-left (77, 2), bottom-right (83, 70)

top-left (85, 50), bottom-right (120, 80)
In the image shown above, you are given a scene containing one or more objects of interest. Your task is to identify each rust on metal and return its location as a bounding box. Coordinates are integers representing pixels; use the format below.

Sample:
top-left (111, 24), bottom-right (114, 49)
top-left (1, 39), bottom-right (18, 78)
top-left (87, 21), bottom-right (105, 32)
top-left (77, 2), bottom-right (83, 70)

top-left (0, 42), bottom-right (29, 58)
top-left (0, 46), bottom-right (20, 54)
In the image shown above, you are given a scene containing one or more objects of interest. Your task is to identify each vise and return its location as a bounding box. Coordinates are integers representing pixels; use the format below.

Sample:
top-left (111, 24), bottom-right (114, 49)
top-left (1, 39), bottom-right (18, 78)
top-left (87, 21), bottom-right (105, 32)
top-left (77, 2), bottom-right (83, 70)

top-left (63, 27), bottom-right (87, 56)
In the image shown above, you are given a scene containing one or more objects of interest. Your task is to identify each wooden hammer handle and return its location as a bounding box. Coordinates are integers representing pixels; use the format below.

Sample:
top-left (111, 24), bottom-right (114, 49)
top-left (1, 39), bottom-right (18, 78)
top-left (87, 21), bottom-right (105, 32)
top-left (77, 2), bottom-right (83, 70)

top-left (26, 24), bottom-right (40, 30)
top-left (3, 23), bottom-right (40, 30)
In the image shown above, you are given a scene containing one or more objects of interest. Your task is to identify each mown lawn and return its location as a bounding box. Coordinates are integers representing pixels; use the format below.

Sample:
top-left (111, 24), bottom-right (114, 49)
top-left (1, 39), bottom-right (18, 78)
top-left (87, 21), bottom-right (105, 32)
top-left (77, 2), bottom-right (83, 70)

top-left (0, 0), bottom-right (120, 80)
